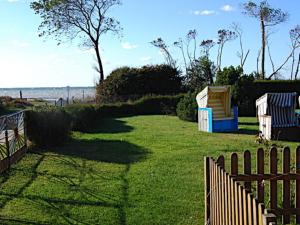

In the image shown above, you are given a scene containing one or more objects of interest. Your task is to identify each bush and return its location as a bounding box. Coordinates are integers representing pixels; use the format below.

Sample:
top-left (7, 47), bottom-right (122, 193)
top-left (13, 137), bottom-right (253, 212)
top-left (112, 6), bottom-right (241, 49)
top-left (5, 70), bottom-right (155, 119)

top-left (236, 79), bottom-right (300, 116)
top-left (185, 56), bottom-right (216, 91)
top-left (176, 92), bottom-right (198, 122)
top-left (65, 104), bottom-right (97, 131)
top-left (95, 94), bottom-right (184, 118)
top-left (96, 65), bottom-right (183, 103)
top-left (26, 107), bottom-right (71, 147)
top-left (0, 96), bottom-right (33, 108)
top-left (215, 66), bottom-right (243, 86)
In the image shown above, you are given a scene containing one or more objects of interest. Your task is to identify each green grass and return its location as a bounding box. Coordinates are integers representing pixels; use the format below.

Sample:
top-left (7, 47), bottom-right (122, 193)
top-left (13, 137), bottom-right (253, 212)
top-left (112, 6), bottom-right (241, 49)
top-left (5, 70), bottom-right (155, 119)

top-left (0, 116), bottom-right (299, 225)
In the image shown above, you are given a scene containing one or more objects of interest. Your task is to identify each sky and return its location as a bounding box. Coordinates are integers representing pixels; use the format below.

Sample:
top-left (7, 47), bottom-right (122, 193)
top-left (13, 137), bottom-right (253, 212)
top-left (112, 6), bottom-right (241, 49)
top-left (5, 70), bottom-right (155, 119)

top-left (0, 0), bottom-right (299, 88)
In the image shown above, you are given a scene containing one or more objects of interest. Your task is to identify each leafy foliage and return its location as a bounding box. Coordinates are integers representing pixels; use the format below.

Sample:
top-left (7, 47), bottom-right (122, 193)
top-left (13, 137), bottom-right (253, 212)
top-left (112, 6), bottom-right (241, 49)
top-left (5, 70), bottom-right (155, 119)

top-left (65, 104), bottom-right (97, 131)
top-left (176, 91), bottom-right (198, 122)
top-left (96, 65), bottom-right (183, 103)
top-left (150, 38), bottom-right (176, 68)
top-left (243, 1), bottom-right (289, 25)
top-left (185, 56), bottom-right (216, 91)
top-left (215, 66), bottom-right (243, 86)
top-left (31, 0), bottom-right (122, 81)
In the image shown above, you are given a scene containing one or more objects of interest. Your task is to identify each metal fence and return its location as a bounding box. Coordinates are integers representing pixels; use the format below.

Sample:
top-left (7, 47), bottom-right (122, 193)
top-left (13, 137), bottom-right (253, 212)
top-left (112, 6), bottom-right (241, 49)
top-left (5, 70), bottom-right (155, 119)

top-left (0, 111), bottom-right (27, 172)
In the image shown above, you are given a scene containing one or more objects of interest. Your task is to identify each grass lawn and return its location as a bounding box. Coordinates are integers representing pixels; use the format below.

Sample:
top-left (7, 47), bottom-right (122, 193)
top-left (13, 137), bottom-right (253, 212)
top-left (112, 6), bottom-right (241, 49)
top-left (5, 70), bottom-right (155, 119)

top-left (0, 116), bottom-right (299, 225)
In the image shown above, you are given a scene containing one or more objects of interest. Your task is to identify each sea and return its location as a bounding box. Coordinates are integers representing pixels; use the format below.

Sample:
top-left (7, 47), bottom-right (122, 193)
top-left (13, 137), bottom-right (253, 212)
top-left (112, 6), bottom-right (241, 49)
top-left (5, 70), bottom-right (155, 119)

top-left (0, 87), bottom-right (96, 101)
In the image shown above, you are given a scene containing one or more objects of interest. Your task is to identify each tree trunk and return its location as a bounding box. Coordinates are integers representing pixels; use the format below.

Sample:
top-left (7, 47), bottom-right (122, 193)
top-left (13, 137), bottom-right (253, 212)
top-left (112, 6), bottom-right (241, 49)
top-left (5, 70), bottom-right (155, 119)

top-left (295, 53), bottom-right (300, 80)
top-left (94, 45), bottom-right (104, 82)
top-left (217, 44), bottom-right (221, 70)
top-left (219, 43), bottom-right (224, 70)
top-left (260, 17), bottom-right (266, 79)
top-left (291, 48), bottom-right (295, 80)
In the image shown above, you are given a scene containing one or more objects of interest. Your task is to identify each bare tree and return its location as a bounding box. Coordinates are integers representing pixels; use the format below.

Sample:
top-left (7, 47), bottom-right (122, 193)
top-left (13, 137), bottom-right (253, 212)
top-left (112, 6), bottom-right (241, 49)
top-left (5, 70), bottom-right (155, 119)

top-left (231, 23), bottom-right (250, 70)
top-left (216, 29), bottom-right (237, 70)
top-left (290, 25), bottom-right (300, 79)
top-left (243, 0), bottom-right (289, 79)
top-left (267, 26), bottom-right (300, 80)
top-left (151, 38), bottom-right (176, 68)
top-left (31, 0), bottom-right (122, 82)
top-left (200, 39), bottom-right (215, 58)
top-left (185, 30), bottom-right (198, 65)
top-left (174, 38), bottom-right (188, 75)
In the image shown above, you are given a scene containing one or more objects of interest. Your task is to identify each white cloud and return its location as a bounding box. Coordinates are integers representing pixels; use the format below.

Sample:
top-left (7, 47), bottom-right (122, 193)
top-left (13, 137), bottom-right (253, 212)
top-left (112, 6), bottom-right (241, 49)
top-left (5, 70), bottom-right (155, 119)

top-left (121, 42), bottom-right (139, 50)
top-left (140, 56), bottom-right (152, 62)
top-left (193, 10), bottom-right (217, 16)
top-left (221, 4), bottom-right (234, 12)
top-left (10, 40), bottom-right (29, 48)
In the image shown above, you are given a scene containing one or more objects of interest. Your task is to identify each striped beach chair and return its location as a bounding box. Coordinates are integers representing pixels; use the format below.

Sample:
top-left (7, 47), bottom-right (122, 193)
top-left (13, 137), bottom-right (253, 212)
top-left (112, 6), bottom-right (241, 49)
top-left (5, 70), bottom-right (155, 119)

top-left (256, 92), bottom-right (300, 140)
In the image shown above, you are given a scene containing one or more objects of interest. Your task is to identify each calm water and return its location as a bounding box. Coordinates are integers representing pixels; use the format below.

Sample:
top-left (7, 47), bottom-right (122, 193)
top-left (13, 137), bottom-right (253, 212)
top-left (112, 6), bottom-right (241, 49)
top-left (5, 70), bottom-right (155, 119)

top-left (0, 87), bottom-right (96, 100)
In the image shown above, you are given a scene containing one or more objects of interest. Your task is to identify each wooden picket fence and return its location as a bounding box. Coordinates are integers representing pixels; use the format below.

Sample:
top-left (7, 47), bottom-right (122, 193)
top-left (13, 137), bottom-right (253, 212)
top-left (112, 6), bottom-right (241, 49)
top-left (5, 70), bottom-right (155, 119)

top-left (205, 146), bottom-right (300, 225)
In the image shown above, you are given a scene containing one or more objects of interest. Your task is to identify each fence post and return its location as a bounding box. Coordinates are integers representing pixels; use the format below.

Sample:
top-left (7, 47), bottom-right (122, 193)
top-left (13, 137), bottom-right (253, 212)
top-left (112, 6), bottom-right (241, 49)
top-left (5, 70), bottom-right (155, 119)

top-left (4, 117), bottom-right (10, 169)
top-left (23, 111), bottom-right (28, 150)
top-left (204, 157), bottom-right (210, 225)
top-left (257, 148), bottom-right (265, 203)
top-left (296, 146), bottom-right (300, 223)
top-left (270, 147), bottom-right (278, 211)
top-left (244, 150), bottom-right (251, 192)
top-left (263, 209), bottom-right (277, 225)
top-left (282, 147), bottom-right (290, 224)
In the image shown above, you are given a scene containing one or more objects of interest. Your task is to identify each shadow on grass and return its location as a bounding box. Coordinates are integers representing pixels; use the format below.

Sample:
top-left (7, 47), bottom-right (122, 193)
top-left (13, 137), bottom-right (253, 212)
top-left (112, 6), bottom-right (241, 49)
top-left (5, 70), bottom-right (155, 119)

top-left (49, 138), bottom-right (149, 164)
top-left (0, 138), bottom-right (149, 225)
top-left (238, 121), bottom-right (259, 126)
top-left (236, 129), bottom-right (258, 135)
top-left (85, 118), bottom-right (134, 134)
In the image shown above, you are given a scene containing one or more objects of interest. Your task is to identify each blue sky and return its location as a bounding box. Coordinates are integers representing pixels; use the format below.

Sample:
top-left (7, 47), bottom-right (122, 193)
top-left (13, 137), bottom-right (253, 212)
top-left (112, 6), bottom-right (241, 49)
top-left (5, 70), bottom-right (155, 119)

top-left (0, 0), bottom-right (299, 87)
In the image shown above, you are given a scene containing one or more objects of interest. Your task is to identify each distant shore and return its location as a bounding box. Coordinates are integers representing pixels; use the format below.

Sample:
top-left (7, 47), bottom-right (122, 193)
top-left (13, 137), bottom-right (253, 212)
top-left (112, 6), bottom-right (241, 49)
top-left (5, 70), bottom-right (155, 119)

top-left (0, 86), bottom-right (96, 100)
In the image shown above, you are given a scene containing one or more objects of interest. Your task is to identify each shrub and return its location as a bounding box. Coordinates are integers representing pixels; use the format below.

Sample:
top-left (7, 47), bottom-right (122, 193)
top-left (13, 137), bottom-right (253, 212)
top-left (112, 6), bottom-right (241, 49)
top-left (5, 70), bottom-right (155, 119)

top-left (26, 107), bottom-right (71, 147)
top-left (236, 79), bottom-right (300, 116)
top-left (95, 94), bottom-right (184, 117)
top-left (96, 65), bottom-right (183, 103)
top-left (0, 104), bottom-right (4, 116)
top-left (65, 104), bottom-right (97, 131)
top-left (176, 92), bottom-right (198, 122)
top-left (215, 66), bottom-right (243, 85)
top-left (0, 96), bottom-right (33, 108)
top-left (185, 56), bottom-right (216, 91)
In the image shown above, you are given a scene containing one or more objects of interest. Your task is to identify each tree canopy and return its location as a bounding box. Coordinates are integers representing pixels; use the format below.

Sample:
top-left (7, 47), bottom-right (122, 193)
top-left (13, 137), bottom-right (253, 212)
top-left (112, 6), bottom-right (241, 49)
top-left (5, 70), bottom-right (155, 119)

top-left (31, 0), bottom-right (122, 82)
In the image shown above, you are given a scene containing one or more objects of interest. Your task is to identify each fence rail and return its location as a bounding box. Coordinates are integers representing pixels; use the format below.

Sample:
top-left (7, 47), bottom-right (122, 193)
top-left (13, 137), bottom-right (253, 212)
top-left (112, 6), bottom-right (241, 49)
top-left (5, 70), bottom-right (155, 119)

top-left (205, 146), bottom-right (300, 225)
top-left (0, 111), bottom-right (27, 172)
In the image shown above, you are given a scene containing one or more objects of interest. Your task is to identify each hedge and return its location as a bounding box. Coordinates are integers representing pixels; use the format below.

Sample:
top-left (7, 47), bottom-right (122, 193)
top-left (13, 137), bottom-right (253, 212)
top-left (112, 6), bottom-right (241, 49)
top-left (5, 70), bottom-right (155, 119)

top-left (26, 107), bottom-right (71, 147)
top-left (236, 80), bottom-right (300, 116)
top-left (95, 94), bottom-right (184, 118)
top-left (96, 65), bottom-right (183, 103)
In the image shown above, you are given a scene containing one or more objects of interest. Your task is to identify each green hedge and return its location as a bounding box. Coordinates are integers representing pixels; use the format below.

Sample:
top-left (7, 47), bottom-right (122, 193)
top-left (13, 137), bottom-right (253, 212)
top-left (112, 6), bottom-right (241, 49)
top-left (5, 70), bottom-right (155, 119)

top-left (65, 104), bottom-right (97, 131)
top-left (96, 65), bottom-right (183, 103)
top-left (26, 107), bottom-right (71, 147)
top-left (176, 92), bottom-right (198, 122)
top-left (236, 80), bottom-right (300, 116)
top-left (25, 95), bottom-right (183, 147)
top-left (95, 94), bottom-right (184, 118)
